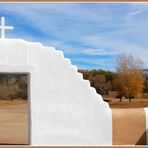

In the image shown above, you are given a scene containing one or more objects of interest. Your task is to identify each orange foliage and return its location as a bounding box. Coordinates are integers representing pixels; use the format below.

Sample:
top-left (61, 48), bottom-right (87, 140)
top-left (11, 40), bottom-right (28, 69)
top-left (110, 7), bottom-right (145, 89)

top-left (114, 54), bottom-right (145, 100)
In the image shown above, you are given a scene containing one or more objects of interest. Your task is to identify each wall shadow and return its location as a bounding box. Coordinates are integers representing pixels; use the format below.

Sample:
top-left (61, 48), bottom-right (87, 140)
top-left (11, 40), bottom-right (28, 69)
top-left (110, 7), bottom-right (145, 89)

top-left (136, 131), bottom-right (146, 145)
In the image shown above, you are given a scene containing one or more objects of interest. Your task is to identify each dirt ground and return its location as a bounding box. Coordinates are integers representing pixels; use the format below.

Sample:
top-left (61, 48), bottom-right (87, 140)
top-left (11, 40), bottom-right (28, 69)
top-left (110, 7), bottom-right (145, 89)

top-left (0, 101), bottom-right (28, 145)
top-left (106, 98), bottom-right (147, 145)
top-left (112, 108), bottom-right (146, 145)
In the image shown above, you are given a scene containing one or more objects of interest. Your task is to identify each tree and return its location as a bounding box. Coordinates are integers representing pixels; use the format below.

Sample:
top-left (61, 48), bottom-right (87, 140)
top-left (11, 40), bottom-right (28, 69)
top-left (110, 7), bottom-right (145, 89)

top-left (114, 54), bottom-right (145, 102)
top-left (0, 74), bottom-right (28, 100)
top-left (143, 69), bottom-right (148, 92)
top-left (78, 69), bottom-right (114, 95)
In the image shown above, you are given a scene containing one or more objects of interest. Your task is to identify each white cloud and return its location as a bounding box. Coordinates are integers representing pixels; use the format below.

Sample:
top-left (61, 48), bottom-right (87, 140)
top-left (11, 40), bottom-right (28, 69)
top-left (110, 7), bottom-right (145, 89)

top-left (44, 40), bottom-right (76, 54)
top-left (83, 35), bottom-right (148, 67)
top-left (0, 3), bottom-right (110, 34)
top-left (128, 10), bottom-right (143, 16)
top-left (46, 40), bottom-right (119, 56)
top-left (81, 48), bottom-right (118, 56)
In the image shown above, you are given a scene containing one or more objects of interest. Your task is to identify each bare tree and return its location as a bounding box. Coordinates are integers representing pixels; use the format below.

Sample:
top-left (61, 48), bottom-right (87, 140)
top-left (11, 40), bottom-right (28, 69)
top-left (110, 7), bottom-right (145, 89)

top-left (114, 54), bottom-right (145, 102)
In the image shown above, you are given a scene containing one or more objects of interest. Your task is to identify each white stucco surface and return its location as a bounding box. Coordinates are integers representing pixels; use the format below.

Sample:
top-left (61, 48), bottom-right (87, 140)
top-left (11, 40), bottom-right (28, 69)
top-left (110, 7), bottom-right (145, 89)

top-left (0, 39), bottom-right (112, 146)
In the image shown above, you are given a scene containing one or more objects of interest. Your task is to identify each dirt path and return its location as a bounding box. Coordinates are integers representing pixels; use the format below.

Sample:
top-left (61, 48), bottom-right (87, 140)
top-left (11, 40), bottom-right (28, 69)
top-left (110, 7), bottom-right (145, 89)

top-left (112, 108), bottom-right (146, 145)
top-left (0, 103), bottom-right (28, 145)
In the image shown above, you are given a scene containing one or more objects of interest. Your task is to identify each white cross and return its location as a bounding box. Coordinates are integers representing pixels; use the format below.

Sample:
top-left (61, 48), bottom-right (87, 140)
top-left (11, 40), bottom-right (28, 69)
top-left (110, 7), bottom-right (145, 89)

top-left (0, 17), bottom-right (14, 38)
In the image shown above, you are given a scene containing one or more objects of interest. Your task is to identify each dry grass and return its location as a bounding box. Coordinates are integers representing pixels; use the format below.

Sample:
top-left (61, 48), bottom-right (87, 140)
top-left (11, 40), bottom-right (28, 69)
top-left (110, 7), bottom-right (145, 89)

top-left (0, 99), bottom-right (28, 107)
top-left (103, 97), bottom-right (148, 108)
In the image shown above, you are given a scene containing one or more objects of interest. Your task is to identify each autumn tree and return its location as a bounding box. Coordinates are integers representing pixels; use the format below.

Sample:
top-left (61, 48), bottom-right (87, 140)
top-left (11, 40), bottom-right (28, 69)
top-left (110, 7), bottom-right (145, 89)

top-left (143, 69), bottom-right (148, 92)
top-left (78, 69), bottom-right (114, 95)
top-left (114, 54), bottom-right (145, 102)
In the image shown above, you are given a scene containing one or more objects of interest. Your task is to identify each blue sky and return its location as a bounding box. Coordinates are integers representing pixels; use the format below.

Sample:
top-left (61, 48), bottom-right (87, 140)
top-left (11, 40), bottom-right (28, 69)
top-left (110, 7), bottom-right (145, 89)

top-left (0, 3), bottom-right (148, 71)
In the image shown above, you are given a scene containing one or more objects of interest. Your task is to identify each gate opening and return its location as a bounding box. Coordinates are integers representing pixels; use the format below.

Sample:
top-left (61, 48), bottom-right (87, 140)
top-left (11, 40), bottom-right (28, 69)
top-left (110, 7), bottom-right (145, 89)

top-left (0, 73), bottom-right (29, 145)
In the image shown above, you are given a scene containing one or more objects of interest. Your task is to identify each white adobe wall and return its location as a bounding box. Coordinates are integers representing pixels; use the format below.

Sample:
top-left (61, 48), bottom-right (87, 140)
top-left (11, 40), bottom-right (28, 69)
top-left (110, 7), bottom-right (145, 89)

top-left (0, 39), bottom-right (112, 146)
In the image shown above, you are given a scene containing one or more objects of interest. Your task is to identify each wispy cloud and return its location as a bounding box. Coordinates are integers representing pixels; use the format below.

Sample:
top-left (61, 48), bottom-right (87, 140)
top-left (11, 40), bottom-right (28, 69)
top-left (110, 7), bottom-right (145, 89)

top-left (0, 3), bottom-right (147, 70)
top-left (81, 48), bottom-right (118, 56)
top-left (128, 10), bottom-right (143, 16)
top-left (83, 35), bottom-right (148, 68)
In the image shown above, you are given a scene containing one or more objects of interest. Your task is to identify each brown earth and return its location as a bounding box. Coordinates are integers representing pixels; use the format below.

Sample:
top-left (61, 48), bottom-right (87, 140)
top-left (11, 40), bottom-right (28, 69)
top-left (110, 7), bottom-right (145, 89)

top-left (105, 97), bottom-right (147, 145)
top-left (112, 108), bottom-right (146, 145)
top-left (0, 101), bottom-right (28, 145)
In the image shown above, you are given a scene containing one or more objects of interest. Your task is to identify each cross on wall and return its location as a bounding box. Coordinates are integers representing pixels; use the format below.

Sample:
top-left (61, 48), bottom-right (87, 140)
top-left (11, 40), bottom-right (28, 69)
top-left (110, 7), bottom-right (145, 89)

top-left (0, 17), bottom-right (14, 38)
